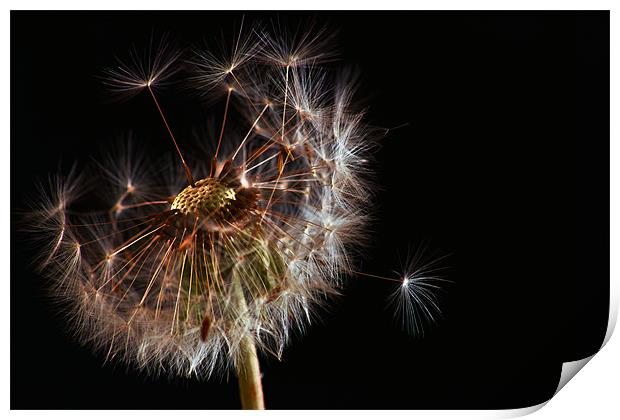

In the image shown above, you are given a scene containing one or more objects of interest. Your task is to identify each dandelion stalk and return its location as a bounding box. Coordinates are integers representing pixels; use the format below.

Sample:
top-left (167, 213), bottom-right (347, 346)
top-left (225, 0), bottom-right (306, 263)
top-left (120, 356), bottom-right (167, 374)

top-left (237, 336), bottom-right (264, 409)
top-left (229, 273), bottom-right (265, 409)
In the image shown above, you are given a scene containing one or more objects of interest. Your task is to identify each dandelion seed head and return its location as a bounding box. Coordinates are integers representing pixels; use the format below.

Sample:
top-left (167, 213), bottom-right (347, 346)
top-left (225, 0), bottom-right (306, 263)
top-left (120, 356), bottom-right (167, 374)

top-left (30, 24), bottom-right (379, 378)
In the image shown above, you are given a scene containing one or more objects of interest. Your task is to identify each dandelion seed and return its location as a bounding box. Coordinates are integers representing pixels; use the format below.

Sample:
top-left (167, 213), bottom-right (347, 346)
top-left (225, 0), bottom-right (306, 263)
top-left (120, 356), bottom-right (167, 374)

top-left (188, 17), bottom-right (261, 94)
top-left (388, 251), bottom-right (451, 337)
top-left (102, 34), bottom-right (182, 97)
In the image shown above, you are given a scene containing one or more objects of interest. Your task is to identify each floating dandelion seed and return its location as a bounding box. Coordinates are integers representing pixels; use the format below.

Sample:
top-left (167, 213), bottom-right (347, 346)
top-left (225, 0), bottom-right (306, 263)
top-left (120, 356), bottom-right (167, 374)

top-left (28, 23), bottom-right (446, 410)
top-left (389, 251), bottom-right (451, 337)
top-left (102, 34), bottom-right (182, 97)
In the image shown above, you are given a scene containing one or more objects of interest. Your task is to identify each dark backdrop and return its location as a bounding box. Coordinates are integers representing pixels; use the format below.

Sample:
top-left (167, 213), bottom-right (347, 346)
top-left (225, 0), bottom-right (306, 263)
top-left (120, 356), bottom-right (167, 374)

top-left (11, 11), bottom-right (609, 409)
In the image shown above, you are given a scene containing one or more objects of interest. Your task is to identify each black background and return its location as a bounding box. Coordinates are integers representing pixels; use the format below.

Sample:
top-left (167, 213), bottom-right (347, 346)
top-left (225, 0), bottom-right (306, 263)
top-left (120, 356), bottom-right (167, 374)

top-left (11, 11), bottom-right (609, 409)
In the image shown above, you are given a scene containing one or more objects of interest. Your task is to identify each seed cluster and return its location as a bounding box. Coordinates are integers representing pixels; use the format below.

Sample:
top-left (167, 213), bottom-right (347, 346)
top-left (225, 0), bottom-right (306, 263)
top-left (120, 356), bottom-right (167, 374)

top-left (32, 26), bottom-right (378, 379)
top-left (171, 178), bottom-right (236, 217)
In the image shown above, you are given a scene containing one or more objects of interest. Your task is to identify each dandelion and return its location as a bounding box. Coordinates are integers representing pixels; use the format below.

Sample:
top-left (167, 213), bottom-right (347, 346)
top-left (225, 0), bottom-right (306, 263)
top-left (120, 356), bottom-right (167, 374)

top-left (29, 23), bottom-right (445, 409)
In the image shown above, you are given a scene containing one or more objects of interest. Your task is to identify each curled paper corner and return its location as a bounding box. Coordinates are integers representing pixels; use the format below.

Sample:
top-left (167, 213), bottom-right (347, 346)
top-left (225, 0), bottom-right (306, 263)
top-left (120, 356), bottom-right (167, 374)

top-left (553, 355), bottom-right (595, 395)
top-left (548, 275), bottom-right (619, 396)
top-left (549, 295), bottom-right (618, 398)
top-left (488, 356), bottom-right (598, 419)
top-left (494, 291), bottom-right (618, 419)
top-left (488, 278), bottom-right (618, 419)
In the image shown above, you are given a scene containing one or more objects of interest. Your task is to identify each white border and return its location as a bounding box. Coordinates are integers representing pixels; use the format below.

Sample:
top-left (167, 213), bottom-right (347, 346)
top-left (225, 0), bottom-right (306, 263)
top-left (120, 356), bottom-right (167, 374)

top-left (4, 2), bottom-right (617, 419)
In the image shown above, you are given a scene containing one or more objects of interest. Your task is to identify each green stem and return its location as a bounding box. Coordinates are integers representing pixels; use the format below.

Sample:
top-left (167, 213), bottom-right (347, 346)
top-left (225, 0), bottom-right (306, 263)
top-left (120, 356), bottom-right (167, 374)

top-left (237, 332), bottom-right (265, 409)
top-left (231, 276), bottom-right (265, 410)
